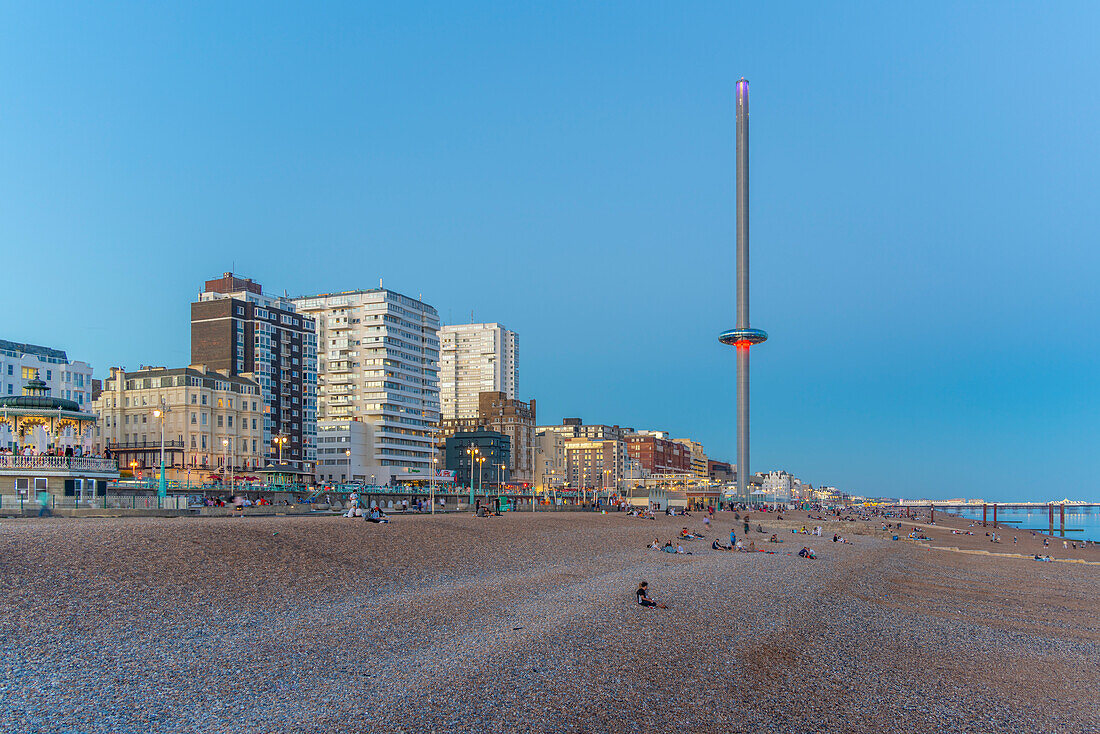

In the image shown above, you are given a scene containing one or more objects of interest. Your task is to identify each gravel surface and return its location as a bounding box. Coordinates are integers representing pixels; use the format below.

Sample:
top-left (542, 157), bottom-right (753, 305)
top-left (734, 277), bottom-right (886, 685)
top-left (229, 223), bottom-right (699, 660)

top-left (1, 511), bottom-right (1097, 733)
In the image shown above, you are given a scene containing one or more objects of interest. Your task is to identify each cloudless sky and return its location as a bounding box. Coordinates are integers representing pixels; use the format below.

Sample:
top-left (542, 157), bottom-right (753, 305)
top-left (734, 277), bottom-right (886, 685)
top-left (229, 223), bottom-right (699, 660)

top-left (2, 2), bottom-right (1098, 501)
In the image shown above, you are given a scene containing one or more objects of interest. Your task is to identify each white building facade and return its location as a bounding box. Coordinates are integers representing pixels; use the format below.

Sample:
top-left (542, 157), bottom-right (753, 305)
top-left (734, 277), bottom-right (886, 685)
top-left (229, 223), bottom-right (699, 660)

top-left (0, 340), bottom-right (93, 407)
top-left (439, 323), bottom-right (518, 421)
top-left (293, 289), bottom-right (440, 482)
top-left (315, 419), bottom-right (376, 483)
top-left (0, 341), bottom-right (94, 450)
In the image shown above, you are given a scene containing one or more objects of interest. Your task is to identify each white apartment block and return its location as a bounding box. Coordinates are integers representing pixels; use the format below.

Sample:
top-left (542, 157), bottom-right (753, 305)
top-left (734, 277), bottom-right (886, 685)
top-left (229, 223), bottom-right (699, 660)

top-left (0, 340), bottom-right (94, 451)
top-left (293, 289), bottom-right (440, 478)
top-left (0, 340), bottom-right (93, 407)
top-left (439, 323), bottom-right (518, 421)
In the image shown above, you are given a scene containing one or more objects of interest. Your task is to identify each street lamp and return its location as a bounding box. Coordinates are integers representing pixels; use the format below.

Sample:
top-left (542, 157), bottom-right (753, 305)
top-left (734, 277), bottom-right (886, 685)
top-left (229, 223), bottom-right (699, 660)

top-left (273, 434), bottom-right (288, 487)
top-left (431, 456), bottom-right (439, 515)
top-left (465, 445), bottom-right (480, 507)
top-left (152, 401), bottom-right (170, 498)
top-left (222, 438), bottom-right (231, 489)
top-left (477, 456), bottom-right (486, 503)
top-left (129, 460), bottom-right (138, 481)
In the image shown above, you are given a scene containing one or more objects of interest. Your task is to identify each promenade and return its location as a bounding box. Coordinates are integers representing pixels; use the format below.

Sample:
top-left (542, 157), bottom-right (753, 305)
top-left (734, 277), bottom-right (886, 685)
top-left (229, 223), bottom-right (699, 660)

top-left (1, 511), bottom-right (1096, 733)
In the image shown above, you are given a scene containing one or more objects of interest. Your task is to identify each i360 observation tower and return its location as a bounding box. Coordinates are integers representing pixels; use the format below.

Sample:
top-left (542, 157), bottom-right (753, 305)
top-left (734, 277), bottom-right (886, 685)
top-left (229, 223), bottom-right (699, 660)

top-left (719, 78), bottom-right (767, 500)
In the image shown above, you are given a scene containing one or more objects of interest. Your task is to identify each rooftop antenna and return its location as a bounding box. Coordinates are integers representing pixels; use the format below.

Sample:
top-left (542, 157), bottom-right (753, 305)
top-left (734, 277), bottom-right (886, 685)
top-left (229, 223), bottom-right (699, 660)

top-left (380, 277), bottom-right (384, 289)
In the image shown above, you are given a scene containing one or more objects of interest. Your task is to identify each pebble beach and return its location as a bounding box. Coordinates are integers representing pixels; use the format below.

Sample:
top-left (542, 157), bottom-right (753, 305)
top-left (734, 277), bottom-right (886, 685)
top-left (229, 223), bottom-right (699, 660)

top-left (2, 510), bottom-right (1097, 733)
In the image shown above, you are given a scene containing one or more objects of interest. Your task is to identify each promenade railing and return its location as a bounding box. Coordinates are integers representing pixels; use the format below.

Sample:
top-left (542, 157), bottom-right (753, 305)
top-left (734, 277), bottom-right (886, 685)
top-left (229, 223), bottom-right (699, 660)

top-left (0, 455), bottom-right (119, 472)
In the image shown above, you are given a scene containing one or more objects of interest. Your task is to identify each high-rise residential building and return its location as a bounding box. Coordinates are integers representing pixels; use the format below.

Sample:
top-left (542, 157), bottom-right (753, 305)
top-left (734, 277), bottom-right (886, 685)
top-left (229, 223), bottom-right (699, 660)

top-left (190, 273), bottom-right (318, 477)
top-left (0, 340), bottom-right (93, 407)
top-left (92, 365), bottom-right (263, 482)
top-left (439, 323), bottom-right (518, 421)
top-left (293, 288), bottom-right (440, 480)
top-left (673, 438), bottom-right (709, 479)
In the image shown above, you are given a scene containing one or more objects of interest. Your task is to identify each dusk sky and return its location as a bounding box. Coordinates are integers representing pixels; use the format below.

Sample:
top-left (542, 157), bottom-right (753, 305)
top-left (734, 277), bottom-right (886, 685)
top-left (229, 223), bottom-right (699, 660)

top-left (2, 2), bottom-right (1098, 501)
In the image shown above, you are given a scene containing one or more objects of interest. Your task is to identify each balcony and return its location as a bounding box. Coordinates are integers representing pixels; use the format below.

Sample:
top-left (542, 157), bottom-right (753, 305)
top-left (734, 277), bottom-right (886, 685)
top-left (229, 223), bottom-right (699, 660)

top-left (0, 454), bottom-right (120, 476)
top-left (109, 440), bottom-right (186, 450)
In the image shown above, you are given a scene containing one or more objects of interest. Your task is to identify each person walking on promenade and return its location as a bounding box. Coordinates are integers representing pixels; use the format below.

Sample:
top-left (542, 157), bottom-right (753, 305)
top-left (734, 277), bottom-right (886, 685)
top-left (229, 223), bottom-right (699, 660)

top-left (37, 490), bottom-right (52, 517)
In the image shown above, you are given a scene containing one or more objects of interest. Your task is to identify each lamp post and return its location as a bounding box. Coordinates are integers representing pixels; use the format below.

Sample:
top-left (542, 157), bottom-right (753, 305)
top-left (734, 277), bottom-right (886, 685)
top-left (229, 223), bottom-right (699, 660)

top-left (129, 460), bottom-right (138, 481)
top-left (273, 434), bottom-right (287, 488)
top-left (465, 445), bottom-right (480, 507)
top-left (222, 438), bottom-right (230, 489)
top-left (431, 456), bottom-right (438, 514)
top-left (153, 401), bottom-right (169, 498)
top-left (477, 456), bottom-right (485, 502)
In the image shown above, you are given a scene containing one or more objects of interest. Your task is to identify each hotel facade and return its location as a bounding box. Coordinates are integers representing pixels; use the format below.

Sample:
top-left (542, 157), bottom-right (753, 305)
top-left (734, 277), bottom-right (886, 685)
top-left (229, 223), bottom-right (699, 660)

top-left (92, 365), bottom-right (264, 482)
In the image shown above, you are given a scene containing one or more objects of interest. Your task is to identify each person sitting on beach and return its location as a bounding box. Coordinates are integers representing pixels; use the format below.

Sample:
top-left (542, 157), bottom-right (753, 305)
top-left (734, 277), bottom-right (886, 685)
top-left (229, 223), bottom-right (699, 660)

top-left (757, 524), bottom-right (764, 533)
top-left (663, 541), bottom-right (676, 553)
top-left (649, 538), bottom-right (660, 550)
top-left (636, 582), bottom-right (667, 608)
top-left (798, 547), bottom-right (816, 559)
top-left (768, 534), bottom-right (780, 543)
top-left (367, 507), bottom-right (388, 523)
top-left (676, 543), bottom-right (691, 555)
top-left (712, 539), bottom-right (732, 551)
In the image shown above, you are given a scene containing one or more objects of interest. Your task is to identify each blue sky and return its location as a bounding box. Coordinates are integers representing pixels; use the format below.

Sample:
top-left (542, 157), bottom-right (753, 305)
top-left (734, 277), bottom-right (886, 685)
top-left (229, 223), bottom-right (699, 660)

top-left (2, 2), bottom-right (1098, 501)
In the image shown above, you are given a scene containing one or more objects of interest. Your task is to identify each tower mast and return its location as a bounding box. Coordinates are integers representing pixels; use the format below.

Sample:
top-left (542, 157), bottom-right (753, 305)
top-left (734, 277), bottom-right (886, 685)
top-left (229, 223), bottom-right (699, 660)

top-left (720, 78), bottom-right (768, 503)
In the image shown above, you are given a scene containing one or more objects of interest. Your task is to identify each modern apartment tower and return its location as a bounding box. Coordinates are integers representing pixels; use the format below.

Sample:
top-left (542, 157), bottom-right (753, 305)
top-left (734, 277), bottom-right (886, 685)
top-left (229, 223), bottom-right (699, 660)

top-left (439, 323), bottom-right (518, 421)
top-left (191, 273), bottom-right (318, 476)
top-left (293, 289), bottom-right (440, 477)
top-left (719, 78), bottom-right (768, 500)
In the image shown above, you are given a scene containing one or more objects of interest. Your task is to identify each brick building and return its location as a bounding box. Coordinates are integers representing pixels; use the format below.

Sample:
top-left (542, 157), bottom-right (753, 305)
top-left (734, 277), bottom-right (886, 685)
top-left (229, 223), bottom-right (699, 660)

top-left (191, 273), bottom-right (317, 476)
top-left (437, 391), bottom-right (535, 482)
top-left (626, 434), bottom-right (691, 475)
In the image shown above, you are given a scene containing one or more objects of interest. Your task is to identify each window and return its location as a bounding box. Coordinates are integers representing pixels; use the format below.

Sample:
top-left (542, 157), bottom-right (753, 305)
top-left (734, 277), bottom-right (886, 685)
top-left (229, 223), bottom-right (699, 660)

top-left (227, 416), bottom-right (233, 428)
top-left (217, 398), bottom-right (223, 408)
top-left (191, 413), bottom-right (196, 425)
top-left (201, 413), bottom-right (207, 426)
top-left (217, 415), bottom-right (223, 428)
top-left (191, 394), bottom-right (197, 404)
top-left (201, 395), bottom-right (207, 405)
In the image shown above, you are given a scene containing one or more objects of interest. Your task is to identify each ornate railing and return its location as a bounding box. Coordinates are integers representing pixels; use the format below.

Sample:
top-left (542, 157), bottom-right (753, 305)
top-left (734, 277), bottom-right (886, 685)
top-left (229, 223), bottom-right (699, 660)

top-left (0, 455), bottom-right (119, 472)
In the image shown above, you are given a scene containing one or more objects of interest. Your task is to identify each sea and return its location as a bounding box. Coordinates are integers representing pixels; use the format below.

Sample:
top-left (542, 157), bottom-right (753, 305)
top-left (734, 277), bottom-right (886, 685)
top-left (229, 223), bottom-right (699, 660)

top-left (948, 506), bottom-right (1100, 543)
